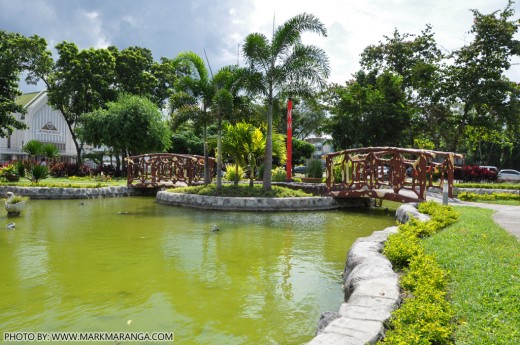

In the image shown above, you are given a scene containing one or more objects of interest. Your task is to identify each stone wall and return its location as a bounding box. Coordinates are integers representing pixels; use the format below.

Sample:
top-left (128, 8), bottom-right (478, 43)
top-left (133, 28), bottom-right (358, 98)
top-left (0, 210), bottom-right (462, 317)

top-left (0, 186), bottom-right (134, 199)
top-left (307, 203), bottom-right (429, 345)
top-left (156, 191), bottom-right (371, 211)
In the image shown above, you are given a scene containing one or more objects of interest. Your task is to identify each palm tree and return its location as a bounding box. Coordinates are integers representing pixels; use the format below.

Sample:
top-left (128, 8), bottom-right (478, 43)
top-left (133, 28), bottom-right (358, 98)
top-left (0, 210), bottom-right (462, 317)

top-left (170, 51), bottom-right (213, 184)
top-left (222, 122), bottom-right (286, 187)
top-left (242, 13), bottom-right (330, 190)
top-left (211, 65), bottom-right (251, 190)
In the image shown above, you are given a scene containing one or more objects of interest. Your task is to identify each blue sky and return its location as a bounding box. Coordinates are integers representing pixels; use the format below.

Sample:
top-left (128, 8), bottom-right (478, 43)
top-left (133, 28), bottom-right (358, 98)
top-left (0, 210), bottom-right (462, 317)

top-left (1, 0), bottom-right (518, 90)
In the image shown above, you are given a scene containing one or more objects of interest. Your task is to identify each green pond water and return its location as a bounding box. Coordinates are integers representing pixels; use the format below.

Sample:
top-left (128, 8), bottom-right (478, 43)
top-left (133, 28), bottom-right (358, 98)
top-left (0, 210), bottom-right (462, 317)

top-left (0, 196), bottom-right (395, 344)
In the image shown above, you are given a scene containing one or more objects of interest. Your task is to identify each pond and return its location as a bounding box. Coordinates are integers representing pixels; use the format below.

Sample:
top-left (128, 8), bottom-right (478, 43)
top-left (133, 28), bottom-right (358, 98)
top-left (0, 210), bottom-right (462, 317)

top-left (0, 196), bottom-right (395, 344)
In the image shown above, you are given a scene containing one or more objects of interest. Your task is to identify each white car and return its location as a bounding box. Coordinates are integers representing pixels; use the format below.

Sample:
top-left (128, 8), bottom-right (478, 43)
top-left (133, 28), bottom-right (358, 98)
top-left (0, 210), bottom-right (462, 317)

top-left (497, 169), bottom-right (520, 182)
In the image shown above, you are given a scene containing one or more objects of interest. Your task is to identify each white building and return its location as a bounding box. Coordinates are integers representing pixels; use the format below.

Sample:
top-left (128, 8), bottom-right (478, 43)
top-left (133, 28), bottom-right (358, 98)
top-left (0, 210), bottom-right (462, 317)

top-left (0, 91), bottom-right (78, 162)
top-left (305, 134), bottom-right (334, 160)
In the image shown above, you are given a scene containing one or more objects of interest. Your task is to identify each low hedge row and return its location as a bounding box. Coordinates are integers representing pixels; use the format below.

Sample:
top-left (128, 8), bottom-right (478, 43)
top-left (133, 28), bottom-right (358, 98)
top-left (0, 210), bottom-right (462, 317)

top-left (379, 202), bottom-right (459, 345)
top-left (458, 191), bottom-right (520, 202)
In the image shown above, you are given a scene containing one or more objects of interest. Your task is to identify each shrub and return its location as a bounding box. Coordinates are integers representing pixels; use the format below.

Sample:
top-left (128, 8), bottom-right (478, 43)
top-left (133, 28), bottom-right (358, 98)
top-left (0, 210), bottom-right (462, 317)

top-left (458, 191), bottom-right (520, 202)
top-left (307, 159), bottom-right (324, 178)
top-left (379, 202), bottom-right (459, 345)
top-left (27, 165), bottom-right (49, 184)
top-left (225, 164), bottom-right (243, 182)
top-left (460, 165), bottom-right (497, 182)
top-left (50, 162), bottom-right (92, 177)
top-left (272, 167), bottom-right (287, 182)
top-left (383, 230), bottom-right (424, 269)
top-left (14, 160), bottom-right (26, 177)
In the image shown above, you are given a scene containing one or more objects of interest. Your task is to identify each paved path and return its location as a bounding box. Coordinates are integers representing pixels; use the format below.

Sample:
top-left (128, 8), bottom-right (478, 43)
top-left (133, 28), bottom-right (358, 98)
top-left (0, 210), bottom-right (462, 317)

top-left (426, 192), bottom-right (520, 241)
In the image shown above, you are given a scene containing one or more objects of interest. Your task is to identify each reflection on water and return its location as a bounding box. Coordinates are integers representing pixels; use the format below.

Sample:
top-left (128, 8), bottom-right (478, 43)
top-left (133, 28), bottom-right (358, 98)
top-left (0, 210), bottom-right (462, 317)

top-left (0, 197), bottom-right (394, 344)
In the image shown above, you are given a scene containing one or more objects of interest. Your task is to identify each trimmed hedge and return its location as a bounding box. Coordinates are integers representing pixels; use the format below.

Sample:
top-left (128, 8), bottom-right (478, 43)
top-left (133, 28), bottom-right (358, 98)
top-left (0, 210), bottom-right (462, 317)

top-left (379, 202), bottom-right (459, 345)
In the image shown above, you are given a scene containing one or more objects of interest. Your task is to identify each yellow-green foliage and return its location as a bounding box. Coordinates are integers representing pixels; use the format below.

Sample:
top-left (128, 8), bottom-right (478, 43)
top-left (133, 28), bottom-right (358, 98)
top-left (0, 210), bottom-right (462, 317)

top-left (383, 230), bottom-right (424, 269)
top-left (271, 167), bottom-right (287, 182)
top-left (225, 164), bottom-right (244, 182)
top-left (379, 202), bottom-right (458, 345)
top-left (458, 191), bottom-right (520, 202)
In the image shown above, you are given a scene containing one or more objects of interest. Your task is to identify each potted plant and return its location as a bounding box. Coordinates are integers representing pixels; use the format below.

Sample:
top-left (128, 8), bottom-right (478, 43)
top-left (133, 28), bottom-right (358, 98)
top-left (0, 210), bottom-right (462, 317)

top-left (5, 192), bottom-right (29, 216)
top-left (1, 164), bottom-right (20, 182)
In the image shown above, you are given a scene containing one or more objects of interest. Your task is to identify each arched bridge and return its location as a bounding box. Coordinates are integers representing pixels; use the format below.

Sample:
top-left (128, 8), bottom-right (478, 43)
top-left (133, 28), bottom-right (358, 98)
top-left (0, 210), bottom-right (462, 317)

top-left (127, 153), bottom-right (215, 188)
top-left (324, 147), bottom-right (463, 203)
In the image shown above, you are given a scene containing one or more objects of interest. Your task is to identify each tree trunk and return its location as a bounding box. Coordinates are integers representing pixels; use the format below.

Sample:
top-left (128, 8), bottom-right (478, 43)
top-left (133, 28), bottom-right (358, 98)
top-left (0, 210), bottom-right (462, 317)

top-left (262, 92), bottom-right (274, 190)
top-left (216, 126), bottom-right (223, 191)
top-left (234, 164), bottom-right (239, 186)
top-left (203, 124), bottom-right (210, 185)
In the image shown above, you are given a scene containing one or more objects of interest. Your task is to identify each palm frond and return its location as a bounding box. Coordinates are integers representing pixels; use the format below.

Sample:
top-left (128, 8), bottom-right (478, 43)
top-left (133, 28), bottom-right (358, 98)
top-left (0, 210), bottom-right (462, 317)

top-left (272, 13), bottom-right (327, 58)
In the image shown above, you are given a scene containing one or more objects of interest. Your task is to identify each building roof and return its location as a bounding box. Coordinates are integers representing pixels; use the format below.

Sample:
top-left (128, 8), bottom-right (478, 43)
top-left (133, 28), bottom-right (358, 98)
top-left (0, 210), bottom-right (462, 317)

top-left (15, 91), bottom-right (44, 108)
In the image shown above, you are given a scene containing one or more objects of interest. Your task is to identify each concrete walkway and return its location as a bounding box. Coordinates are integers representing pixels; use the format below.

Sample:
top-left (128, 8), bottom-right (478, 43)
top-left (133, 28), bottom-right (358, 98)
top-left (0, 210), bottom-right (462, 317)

top-left (426, 192), bottom-right (520, 240)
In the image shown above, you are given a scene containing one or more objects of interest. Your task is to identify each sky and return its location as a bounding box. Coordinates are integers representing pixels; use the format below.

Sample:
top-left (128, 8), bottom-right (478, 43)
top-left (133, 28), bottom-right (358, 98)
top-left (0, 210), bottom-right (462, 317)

top-left (1, 0), bottom-right (519, 92)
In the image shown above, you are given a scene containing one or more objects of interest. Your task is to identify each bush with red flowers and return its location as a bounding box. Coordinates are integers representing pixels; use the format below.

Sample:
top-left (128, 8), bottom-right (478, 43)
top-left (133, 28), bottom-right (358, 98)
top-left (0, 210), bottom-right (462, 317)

top-left (460, 165), bottom-right (497, 182)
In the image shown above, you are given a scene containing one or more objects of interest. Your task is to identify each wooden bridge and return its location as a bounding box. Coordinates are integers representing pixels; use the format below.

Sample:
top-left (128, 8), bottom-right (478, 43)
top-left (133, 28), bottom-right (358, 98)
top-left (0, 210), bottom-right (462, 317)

top-left (324, 147), bottom-right (463, 203)
top-left (127, 148), bottom-right (463, 204)
top-left (127, 153), bottom-right (215, 188)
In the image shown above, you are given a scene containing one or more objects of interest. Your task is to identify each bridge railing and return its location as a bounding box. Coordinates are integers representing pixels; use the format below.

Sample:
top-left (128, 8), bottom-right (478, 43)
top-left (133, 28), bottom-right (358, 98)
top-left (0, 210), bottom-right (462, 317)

top-left (127, 153), bottom-right (215, 188)
top-left (324, 147), bottom-right (463, 203)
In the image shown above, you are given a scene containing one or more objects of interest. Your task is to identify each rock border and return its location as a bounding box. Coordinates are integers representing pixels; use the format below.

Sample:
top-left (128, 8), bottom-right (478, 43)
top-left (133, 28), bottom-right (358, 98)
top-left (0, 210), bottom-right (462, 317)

top-left (0, 186), bottom-right (134, 199)
top-left (307, 203), bottom-right (430, 345)
top-left (156, 191), bottom-right (371, 211)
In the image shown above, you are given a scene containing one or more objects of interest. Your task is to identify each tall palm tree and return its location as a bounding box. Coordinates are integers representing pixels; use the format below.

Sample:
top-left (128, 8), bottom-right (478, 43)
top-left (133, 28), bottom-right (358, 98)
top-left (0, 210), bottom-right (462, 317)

top-left (242, 13), bottom-right (330, 190)
top-left (169, 51), bottom-right (213, 184)
top-left (211, 65), bottom-right (251, 190)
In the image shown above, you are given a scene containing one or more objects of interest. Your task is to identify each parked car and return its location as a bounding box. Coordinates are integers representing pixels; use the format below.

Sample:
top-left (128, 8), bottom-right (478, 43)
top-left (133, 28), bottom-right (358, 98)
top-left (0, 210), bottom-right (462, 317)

top-left (293, 165), bottom-right (307, 174)
top-left (497, 169), bottom-right (520, 182)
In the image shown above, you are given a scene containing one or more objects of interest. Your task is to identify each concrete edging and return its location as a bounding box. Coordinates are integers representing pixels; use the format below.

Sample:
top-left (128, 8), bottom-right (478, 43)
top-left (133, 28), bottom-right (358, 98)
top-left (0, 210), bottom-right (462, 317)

top-left (156, 191), bottom-right (371, 211)
top-left (0, 186), bottom-right (134, 199)
top-left (307, 203), bottom-right (430, 345)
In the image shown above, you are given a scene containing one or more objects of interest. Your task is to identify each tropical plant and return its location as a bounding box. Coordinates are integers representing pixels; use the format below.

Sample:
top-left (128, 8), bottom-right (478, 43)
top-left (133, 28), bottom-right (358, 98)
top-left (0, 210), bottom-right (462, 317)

top-left (225, 163), bottom-right (243, 183)
top-left (170, 51), bottom-right (213, 184)
top-left (0, 164), bottom-right (19, 181)
top-left (307, 159), bottom-right (324, 178)
top-left (27, 164), bottom-right (49, 184)
top-left (242, 13), bottom-right (330, 190)
top-left (272, 167), bottom-right (287, 182)
top-left (42, 143), bottom-right (59, 159)
top-left (22, 140), bottom-right (43, 157)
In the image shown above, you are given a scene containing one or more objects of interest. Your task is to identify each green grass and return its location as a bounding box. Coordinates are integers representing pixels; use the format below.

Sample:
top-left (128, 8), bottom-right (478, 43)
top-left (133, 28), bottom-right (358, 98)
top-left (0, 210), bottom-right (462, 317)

top-left (423, 206), bottom-right (520, 345)
top-left (170, 184), bottom-right (313, 197)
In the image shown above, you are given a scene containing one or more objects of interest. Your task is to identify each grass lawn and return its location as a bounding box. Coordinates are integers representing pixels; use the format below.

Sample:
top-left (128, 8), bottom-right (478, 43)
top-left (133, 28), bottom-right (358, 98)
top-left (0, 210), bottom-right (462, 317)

top-left (423, 206), bottom-right (520, 345)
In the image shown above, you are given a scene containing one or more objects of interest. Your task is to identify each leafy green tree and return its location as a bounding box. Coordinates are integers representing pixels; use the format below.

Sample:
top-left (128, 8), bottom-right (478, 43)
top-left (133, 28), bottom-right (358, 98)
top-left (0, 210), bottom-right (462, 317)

top-left (446, 1), bottom-right (520, 157)
top-left (360, 25), bottom-right (445, 146)
top-left (290, 99), bottom-right (328, 140)
top-left (78, 94), bottom-right (171, 158)
top-left (291, 138), bottom-right (314, 167)
top-left (242, 13), bottom-right (330, 190)
top-left (326, 70), bottom-right (410, 149)
top-left (39, 42), bottom-right (117, 163)
top-left (110, 46), bottom-right (157, 97)
top-left (0, 31), bottom-right (51, 136)
top-left (170, 129), bottom-right (204, 155)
